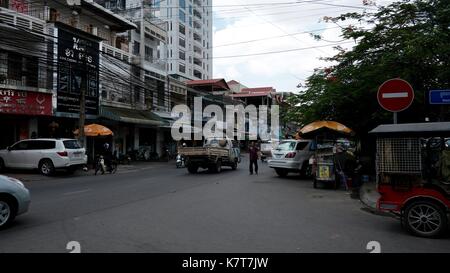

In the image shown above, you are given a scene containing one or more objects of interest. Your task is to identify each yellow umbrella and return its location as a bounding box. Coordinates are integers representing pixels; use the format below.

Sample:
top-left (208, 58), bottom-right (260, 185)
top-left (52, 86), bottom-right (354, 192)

top-left (299, 121), bottom-right (353, 136)
top-left (74, 124), bottom-right (114, 137)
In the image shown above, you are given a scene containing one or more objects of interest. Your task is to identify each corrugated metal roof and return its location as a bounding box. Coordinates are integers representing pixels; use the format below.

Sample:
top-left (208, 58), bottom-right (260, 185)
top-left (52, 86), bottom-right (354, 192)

top-left (369, 122), bottom-right (450, 135)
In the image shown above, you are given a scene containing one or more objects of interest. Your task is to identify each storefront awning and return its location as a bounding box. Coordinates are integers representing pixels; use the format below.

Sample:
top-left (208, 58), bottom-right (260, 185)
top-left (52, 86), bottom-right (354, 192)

top-left (100, 106), bottom-right (168, 126)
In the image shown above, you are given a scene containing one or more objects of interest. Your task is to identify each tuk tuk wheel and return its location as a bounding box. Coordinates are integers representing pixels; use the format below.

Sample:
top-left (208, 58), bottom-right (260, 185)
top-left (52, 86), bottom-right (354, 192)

top-left (404, 200), bottom-right (448, 238)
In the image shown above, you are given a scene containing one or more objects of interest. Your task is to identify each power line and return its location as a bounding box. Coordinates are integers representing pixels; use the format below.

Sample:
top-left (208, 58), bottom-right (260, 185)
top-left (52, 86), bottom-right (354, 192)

top-left (213, 25), bottom-right (345, 48)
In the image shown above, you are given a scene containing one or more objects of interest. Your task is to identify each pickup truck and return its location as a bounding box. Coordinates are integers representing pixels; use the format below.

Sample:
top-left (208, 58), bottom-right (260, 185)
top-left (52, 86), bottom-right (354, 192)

top-left (178, 138), bottom-right (240, 174)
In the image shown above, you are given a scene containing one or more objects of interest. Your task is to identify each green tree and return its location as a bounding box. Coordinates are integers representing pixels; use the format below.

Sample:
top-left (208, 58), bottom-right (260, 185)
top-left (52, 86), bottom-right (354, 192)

top-left (285, 0), bottom-right (450, 135)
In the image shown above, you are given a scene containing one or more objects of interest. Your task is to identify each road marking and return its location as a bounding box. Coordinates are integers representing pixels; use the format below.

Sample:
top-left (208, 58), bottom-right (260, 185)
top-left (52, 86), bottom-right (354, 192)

top-left (63, 189), bottom-right (92, 196)
top-left (382, 92), bottom-right (408, 98)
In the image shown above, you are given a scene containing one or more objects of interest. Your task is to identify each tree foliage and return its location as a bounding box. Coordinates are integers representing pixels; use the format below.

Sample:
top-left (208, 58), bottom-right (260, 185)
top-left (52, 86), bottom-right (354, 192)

top-left (284, 0), bottom-right (450, 135)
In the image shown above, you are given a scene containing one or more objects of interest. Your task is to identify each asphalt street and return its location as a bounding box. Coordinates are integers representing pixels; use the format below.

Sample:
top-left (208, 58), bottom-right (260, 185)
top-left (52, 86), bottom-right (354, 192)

top-left (0, 156), bottom-right (449, 253)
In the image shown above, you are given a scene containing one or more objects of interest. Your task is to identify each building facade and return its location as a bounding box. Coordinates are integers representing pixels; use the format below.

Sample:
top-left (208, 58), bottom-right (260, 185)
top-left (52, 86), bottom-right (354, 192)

top-left (152, 0), bottom-right (212, 80)
top-left (0, 0), bottom-right (173, 161)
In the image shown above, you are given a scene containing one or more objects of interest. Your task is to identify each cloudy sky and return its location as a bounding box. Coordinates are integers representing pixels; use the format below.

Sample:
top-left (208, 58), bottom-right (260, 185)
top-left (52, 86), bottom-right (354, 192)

top-left (212, 0), bottom-right (395, 92)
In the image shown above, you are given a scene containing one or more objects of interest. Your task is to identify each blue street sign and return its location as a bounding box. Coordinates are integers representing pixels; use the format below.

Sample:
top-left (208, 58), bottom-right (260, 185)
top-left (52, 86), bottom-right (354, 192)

top-left (429, 90), bottom-right (450, 104)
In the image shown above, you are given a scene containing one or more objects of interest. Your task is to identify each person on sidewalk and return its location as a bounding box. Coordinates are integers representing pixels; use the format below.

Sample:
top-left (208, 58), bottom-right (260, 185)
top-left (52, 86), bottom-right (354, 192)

top-left (249, 142), bottom-right (259, 175)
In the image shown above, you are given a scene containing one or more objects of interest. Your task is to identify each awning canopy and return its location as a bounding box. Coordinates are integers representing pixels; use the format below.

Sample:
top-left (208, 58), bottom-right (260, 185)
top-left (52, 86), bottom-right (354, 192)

top-left (100, 106), bottom-right (168, 126)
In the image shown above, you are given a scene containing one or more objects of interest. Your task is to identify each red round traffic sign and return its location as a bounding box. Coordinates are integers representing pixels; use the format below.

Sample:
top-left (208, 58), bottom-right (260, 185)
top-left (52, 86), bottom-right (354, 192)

top-left (377, 78), bottom-right (414, 112)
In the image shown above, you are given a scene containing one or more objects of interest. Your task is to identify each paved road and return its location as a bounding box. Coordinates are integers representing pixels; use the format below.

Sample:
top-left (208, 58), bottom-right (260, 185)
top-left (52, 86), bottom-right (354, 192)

top-left (0, 156), bottom-right (449, 253)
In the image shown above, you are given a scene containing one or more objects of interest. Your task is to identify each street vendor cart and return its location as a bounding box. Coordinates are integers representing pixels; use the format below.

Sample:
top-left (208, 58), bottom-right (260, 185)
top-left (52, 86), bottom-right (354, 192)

top-left (299, 121), bottom-right (355, 189)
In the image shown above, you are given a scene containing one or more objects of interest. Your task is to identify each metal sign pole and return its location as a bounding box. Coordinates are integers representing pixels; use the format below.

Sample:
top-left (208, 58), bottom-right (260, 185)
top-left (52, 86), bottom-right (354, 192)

top-left (393, 112), bottom-right (398, 124)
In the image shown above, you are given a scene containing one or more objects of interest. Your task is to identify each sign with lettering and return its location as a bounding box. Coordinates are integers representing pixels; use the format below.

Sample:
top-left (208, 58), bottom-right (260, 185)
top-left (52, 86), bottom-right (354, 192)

top-left (429, 90), bottom-right (450, 104)
top-left (57, 28), bottom-right (100, 115)
top-left (0, 89), bottom-right (52, 116)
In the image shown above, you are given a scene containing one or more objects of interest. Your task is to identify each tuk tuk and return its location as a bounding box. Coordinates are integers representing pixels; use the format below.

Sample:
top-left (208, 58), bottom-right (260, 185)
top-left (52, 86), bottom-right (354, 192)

top-left (299, 121), bottom-right (355, 189)
top-left (370, 122), bottom-right (450, 238)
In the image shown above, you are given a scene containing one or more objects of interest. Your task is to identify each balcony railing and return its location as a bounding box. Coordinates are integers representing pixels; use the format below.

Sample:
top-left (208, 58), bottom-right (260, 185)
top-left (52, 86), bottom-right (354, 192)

top-left (0, 7), bottom-right (45, 33)
top-left (102, 43), bottom-right (132, 64)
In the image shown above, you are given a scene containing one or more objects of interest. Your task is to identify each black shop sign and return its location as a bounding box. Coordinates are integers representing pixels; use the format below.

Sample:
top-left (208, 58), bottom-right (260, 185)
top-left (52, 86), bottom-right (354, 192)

top-left (57, 27), bottom-right (100, 115)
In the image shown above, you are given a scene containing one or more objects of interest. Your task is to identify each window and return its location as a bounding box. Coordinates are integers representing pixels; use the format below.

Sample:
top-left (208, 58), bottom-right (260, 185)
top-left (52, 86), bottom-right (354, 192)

top-left (49, 8), bottom-right (59, 22)
top-left (179, 37), bottom-right (186, 48)
top-left (179, 50), bottom-right (185, 60)
top-left (179, 10), bottom-right (186, 23)
top-left (133, 41), bottom-right (140, 55)
top-left (179, 63), bottom-right (186, 73)
top-left (10, 141), bottom-right (29, 151)
top-left (179, 0), bottom-right (186, 9)
top-left (145, 46), bottom-right (153, 61)
top-left (7, 52), bottom-right (22, 81)
top-left (276, 141), bottom-right (298, 151)
top-left (296, 142), bottom-right (309, 151)
top-left (33, 141), bottom-right (56, 150)
top-left (179, 23), bottom-right (185, 35)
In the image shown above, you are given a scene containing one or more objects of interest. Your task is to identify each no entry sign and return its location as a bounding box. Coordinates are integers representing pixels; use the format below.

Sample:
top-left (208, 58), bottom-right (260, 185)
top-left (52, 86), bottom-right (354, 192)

top-left (377, 78), bottom-right (414, 112)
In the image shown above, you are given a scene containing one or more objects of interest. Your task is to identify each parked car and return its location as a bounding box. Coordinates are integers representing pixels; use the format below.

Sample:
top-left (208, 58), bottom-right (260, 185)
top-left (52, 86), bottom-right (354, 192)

top-left (268, 139), bottom-right (315, 177)
top-left (0, 175), bottom-right (30, 229)
top-left (0, 138), bottom-right (87, 176)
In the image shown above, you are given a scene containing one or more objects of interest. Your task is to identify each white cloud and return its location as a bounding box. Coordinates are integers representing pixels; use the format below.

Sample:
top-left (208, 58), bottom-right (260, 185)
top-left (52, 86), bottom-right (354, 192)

top-left (213, 0), bottom-right (395, 91)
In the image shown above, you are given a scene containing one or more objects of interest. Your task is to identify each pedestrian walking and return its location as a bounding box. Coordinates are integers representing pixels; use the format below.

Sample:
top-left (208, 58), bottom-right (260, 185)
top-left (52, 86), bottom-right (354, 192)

top-left (249, 142), bottom-right (259, 175)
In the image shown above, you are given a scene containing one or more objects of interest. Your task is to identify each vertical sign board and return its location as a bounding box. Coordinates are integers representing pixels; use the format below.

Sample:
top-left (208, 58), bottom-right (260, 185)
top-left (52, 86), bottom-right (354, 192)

top-left (57, 28), bottom-right (100, 115)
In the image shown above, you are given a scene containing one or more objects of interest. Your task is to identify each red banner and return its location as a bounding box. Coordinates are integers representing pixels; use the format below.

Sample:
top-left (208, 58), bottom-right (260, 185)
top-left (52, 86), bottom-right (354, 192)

top-left (0, 89), bottom-right (52, 116)
top-left (10, 0), bottom-right (29, 14)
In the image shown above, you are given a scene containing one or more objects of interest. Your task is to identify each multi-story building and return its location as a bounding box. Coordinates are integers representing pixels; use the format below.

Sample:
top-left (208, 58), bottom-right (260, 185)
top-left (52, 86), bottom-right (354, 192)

top-left (152, 0), bottom-right (212, 80)
top-left (0, 0), bottom-right (174, 161)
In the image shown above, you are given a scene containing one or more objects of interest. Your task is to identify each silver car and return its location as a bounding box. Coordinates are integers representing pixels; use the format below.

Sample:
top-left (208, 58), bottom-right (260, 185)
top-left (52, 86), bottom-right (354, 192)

top-left (268, 139), bottom-right (315, 177)
top-left (0, 175), bottom-right (30, 229)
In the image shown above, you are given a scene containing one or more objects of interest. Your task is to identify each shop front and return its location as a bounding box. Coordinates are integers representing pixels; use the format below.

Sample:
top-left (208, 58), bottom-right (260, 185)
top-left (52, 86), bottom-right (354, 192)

top-left (0, 88), bottom-right (53, 148)
top-left (99, 106), bottom-right (168, 157)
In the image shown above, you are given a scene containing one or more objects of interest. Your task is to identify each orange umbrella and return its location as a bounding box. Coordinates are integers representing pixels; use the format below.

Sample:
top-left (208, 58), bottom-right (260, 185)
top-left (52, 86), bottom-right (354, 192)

top-left (74, 124), bottom-right (114, 137)
top-left (299, 121), bottom-right (353, 136)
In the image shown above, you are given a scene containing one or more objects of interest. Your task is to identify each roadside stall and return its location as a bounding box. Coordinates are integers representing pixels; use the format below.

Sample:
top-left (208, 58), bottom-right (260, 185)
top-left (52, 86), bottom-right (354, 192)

top-left (73, 124), bottom-right (114, 164)
top-left (299, 121), bottom-right (355, 189)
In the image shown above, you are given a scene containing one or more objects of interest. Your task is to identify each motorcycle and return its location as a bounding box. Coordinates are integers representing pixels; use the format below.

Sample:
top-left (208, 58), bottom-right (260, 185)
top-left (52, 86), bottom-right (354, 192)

top-left (95, 155), bottom-right (117, 175)
top-left (95, 155), bottom-right (107, 175)
top-left (176, 154), bottom-right (185, 168)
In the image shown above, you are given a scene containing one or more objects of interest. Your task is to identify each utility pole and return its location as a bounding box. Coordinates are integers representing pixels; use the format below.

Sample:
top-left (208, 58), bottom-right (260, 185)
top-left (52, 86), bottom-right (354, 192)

top-left (67, 0), bottom-right (85, 147)
top-left (79, 69), bottom-right (86, 147)
top-left (139, 0), bottom-right (146, 109)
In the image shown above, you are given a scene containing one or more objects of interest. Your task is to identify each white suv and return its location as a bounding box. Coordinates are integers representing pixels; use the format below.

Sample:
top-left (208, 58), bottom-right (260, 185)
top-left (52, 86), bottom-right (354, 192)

top-left (0, 139), bottom-right (87, 176)
top-left (268, 139), bottom-right (315, 177)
